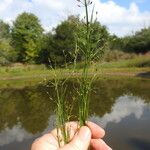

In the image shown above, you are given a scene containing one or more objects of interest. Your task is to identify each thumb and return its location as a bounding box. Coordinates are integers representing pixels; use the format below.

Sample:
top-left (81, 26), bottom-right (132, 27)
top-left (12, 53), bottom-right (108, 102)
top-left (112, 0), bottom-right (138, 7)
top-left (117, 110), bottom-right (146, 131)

top-left (61, 126), bottom-right (91, 150)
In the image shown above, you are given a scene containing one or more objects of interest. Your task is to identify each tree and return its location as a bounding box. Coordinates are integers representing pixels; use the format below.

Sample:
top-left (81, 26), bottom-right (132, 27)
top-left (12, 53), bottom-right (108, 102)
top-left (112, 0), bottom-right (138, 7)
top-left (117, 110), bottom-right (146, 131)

top-left (36, 32), bottom-right (54, 65)
top-left (52, 15), bottom-right (80, 66)
top-left (122, 27), bottom-right (150, 53)
top-left (0, 38), bottom-right (17, 65)
top-left (0, 20), bottom-right (10, 39)
top-left (108, 35), bottom-right (123, 51)
top-left (0, 20), bottom-right (16, 65)
top-left (11, 12), bottom-right (43, 63)
top-left (47, 15), bottom-right (109, 66)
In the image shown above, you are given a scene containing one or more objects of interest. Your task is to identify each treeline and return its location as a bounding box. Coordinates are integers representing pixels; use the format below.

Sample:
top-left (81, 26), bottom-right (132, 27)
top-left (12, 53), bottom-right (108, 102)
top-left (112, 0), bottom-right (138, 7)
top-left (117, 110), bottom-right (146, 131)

top-left (110, 28), bottom-right (150, 54)
top-left (0, 12), bottom-right (150, 66)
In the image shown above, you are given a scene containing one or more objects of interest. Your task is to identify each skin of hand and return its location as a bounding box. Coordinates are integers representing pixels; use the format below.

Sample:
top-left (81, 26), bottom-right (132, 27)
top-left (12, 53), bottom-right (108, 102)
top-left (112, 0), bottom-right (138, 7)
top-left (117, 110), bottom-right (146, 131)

top-left (31, 121), bottom-right (112, 150)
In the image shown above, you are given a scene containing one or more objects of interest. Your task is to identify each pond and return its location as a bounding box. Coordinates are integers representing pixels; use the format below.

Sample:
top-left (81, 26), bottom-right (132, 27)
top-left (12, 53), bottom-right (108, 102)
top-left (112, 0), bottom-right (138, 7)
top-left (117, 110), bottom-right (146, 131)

top-left (0, 77), bottom-right (150, 150)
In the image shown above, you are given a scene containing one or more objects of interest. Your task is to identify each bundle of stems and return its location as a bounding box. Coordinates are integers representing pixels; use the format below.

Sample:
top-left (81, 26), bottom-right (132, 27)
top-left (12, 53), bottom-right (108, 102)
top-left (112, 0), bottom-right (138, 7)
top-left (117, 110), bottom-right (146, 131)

top-left (50, 0), bottom-right (101, 147)
top-left (54, 79), bottom-right (69, 146)
top-left (77, 0), bottom-right (97, 126)
top-left (49, 64), bottom-right (72, 146)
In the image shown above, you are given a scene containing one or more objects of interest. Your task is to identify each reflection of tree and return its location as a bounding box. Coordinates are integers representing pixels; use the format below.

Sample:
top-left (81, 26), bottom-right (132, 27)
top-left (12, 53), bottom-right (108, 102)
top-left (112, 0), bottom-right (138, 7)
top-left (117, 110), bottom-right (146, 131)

top-left (0, 85), bottom-right (54, 134)
top-left (16, 86), bottom-right (53, 134)
top-left (0, 89), bottom-right (19, 130)
top-left (0, 78), bottom-right (149, 133)
top-left (90, 80), bottom-right (116, 117)
top-left (90, 78), bottom-right (150, 117)
top-left (106, 78), bottom-right (150, 103)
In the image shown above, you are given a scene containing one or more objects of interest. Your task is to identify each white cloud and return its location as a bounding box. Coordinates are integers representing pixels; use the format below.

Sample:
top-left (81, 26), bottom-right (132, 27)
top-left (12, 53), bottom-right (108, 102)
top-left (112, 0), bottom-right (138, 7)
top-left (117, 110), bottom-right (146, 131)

top-left (0, 0), bottom-right (150, 36)
top-left (0, 0), bottom-right (13, 13)
top-left (93, 0), bottom-right (150, 36)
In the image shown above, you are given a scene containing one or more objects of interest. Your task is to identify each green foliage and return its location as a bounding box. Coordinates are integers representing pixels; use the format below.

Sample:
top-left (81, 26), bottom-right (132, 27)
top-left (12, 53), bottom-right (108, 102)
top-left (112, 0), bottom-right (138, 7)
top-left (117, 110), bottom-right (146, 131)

top-left (0, 39), bottom-right (17, 65)
top-left (52, 15), bottom-right (80, 66)
top-left (43, 15), bottom-right (109, 66)
top-left (0, 20), bottom-right (10, 39)
top-left (11, 12), bottom-right (43, 63)
top-left (2, 10), bottom-right (149, 67)
top-left (122, 27), bottom-right (150, 53)
top-left (37, 32), bottom-right (54, 64)
top-left (108, 27), bottom-right (150, 54)
top-left (108, 35), bottom-right (123, 51)
top-left (0, 20), bottom-right (16, 65)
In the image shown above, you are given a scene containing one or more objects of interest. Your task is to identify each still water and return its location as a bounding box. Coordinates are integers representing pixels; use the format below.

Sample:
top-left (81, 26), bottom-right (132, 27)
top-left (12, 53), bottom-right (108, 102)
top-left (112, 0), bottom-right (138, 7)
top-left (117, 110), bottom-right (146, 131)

top-left (0, 77), bottom-right (150, 150)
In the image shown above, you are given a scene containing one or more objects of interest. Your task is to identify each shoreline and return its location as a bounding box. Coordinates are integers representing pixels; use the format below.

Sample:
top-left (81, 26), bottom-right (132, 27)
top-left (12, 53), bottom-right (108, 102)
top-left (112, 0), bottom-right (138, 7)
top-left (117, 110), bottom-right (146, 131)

top-left (0, 69), bottom-right (149, 81)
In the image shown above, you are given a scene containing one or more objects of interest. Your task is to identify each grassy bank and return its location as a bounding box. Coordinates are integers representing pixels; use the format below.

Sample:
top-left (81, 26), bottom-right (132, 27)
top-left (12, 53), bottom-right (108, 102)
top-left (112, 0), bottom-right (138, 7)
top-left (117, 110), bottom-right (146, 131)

top-left (0, 54), bottom-right (149, 81)
top-left (96, 54), bottom-right (150, 68)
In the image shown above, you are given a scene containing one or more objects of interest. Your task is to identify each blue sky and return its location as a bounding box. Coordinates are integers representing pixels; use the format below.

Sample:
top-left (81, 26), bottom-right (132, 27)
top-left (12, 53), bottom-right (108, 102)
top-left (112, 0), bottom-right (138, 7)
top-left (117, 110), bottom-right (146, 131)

top-left (0, 0), bottom-right (150, 36)
top-left (101, 0), bottom-right (150, 11)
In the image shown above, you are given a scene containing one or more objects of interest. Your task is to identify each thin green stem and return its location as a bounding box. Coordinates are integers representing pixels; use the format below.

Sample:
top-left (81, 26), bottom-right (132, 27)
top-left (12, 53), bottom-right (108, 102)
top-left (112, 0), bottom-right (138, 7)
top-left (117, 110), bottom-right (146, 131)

top-left (79, 0), bottom-right (92, 126)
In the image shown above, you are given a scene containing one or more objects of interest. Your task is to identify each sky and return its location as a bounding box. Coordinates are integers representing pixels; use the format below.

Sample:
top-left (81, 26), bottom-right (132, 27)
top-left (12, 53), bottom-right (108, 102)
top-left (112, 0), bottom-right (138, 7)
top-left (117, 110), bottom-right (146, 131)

top-left (0, 0), bottom-right (150, 36)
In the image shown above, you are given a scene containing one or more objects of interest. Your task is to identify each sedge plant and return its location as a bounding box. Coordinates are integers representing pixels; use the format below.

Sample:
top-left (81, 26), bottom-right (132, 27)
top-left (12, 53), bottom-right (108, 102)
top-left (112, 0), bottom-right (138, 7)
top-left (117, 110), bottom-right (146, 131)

top-left (48, 61), bottom-right (73, 147)
top-left (49, 0), bottom-right (106, 147)
top-left (76, 0), bottom-right (105, 126)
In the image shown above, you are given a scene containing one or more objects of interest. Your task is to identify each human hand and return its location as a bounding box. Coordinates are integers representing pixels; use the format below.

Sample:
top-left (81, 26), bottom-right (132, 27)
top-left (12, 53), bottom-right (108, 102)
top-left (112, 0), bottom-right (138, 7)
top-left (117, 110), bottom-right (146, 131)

top-left (31, 121), bottom-right (112, 150)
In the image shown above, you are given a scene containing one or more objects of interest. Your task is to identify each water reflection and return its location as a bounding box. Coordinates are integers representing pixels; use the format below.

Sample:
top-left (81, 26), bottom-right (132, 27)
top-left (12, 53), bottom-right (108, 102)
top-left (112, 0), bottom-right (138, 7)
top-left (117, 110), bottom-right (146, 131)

top-left (0, 114), bottom-right (56, 147)
top-left (90, 95), bottom-right (149, 128)
top-left (0, 123), bottom-right (32, 146)
top-left (0, 86), bottom-right (54, 133)
top-left (0, 78), bottom-right (150, 150)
